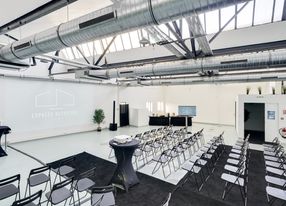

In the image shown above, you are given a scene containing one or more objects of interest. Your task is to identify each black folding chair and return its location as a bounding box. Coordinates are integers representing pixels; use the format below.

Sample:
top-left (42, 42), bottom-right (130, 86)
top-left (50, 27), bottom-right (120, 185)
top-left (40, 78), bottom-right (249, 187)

top-left (152, 151), bottom-right (171, 178)
top-left (221, 165), bottom-right (247, 206)
top-left (25, 165), bottom-right (51, 197)
top-left (12, 190), bottom-right (42, 206)
top-left (0, 174), bottom-right (20, 202)
top-left (46, 177), bottom-right (75, 206)
top-left (91, 185), bottom-right (116, 206)
top-left (73, 168), bottom-right (96, 205)
top-left (52, 156), bottom-right (76, 185)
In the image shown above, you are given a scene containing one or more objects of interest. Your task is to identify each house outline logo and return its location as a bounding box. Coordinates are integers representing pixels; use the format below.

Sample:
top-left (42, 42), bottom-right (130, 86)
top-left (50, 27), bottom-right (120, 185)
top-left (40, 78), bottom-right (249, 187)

top-left (35, 89), bottom-right (75, 109)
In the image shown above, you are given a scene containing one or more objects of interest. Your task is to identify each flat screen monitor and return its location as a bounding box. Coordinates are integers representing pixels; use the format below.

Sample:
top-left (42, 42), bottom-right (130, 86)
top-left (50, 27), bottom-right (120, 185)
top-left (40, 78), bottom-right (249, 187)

top-left (178, 106), bottom-right (196, 116)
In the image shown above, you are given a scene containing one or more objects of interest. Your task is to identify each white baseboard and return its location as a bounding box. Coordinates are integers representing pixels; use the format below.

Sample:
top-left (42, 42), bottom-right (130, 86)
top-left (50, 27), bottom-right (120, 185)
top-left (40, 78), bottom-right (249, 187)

top-left (8, 124), bottom-right (101, 144)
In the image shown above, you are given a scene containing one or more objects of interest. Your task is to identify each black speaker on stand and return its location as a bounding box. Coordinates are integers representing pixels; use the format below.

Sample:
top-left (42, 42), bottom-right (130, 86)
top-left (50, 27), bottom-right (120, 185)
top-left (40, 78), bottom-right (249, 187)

top-left (109, 100), bottom-right (118, 131)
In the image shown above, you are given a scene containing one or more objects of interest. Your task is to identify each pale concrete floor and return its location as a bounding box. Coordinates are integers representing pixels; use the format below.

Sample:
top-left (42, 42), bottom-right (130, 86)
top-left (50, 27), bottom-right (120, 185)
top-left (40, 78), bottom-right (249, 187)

top-left (0, 123), bottom-right (263, 205)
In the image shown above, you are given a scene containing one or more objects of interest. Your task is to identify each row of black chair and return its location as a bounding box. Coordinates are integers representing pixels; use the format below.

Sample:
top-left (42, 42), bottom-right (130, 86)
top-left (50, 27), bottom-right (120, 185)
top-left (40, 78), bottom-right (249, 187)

top-left (0, 156), bottom-right (116, 206)
top-left (221, 134), bottom-right (250, 206)
top-left (263, 137), bottom-right (286, 205)
top-left (181, 132), bottom-right (225, 191)
top-left (151, 129), bottom-right (205, 178)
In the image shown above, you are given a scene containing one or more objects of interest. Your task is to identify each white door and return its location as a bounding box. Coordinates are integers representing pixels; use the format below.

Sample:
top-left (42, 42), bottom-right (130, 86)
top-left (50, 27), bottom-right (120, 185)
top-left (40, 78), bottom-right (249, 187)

top-left (265, 103), bottom-right (279, 142)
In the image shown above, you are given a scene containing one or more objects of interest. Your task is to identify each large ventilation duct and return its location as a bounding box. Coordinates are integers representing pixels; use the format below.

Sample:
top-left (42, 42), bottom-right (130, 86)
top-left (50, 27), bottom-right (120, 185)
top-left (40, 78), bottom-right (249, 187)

top-left (87, 49), bottom-right (286, 79)
top-left (0, 0), bottom-right (249, 63)
top-left (128, 72), bottom-right (286, 86)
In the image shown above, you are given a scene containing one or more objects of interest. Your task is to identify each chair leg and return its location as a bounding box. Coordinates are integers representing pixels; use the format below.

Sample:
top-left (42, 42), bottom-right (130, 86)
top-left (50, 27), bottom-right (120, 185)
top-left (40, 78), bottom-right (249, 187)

top-left (152, 161), bottom-right (161, 175)
top-left (193, 174), bottom-right (200, 191)
top-left (77, 190), bottom-right (81, 206)
top-left (222, 182), bottom-right (228, 200)
top-left (53, 172), bottom-right (59, 185)
top-left (24, 183), bottom-right (29, 197)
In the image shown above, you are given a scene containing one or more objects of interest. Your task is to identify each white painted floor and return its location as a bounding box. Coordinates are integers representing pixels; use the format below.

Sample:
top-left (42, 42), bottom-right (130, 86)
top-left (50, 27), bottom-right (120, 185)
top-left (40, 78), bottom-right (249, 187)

top-left (0, 123), bottom-right (263, 205)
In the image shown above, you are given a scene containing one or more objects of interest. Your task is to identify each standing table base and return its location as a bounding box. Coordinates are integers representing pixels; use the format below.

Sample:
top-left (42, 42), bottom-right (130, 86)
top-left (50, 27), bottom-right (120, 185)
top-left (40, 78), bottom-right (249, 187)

top-left (109, 139), bottom-right (140, 191)
top-left (0, 126), bottom-right (11, 157)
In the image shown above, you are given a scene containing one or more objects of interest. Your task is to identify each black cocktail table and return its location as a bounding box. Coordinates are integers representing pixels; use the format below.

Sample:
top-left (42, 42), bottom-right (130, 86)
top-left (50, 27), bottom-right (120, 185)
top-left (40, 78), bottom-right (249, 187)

top-left (0, 126), bottom-right (11, 157)
top-left (109, 139), bottom-right (140, 191)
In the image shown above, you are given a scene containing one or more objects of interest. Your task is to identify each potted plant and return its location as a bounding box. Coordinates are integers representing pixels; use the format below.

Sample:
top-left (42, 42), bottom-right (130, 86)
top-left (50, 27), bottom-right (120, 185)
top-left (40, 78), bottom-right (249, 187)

top-left (93, 109), bottom-right (105, 131)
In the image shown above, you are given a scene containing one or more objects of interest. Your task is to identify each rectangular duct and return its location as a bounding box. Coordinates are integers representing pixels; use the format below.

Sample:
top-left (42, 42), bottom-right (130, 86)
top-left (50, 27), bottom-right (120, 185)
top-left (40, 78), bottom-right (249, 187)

top-left (119, 71), bottom-right (134, 74)
top-left (14, 41), bottom-right (32, 51)
top-left (79, 12), bottom-right (116, 29)
top-left (260, 76), bottom-right (278, 79)
top-left (220, 59), bottom-right (248, 64)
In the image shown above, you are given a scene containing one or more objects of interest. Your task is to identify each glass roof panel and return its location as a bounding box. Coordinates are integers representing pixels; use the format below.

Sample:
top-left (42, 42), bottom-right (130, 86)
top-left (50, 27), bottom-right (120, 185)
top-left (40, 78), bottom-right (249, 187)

top-left (254, 0), bottom-right (274, 25)
top-left (205, 10), bottom-right (219, 34)
top-left (101, 39), bottom-right (110, 53)
top-left (129, 31), bottom-right (140, 48)
top-left (114, 35), bottom-right (124, 51)
top-left (65, 48), bottom-right (74, 59)
top-left (94, 40), bottom-right (103, 54)
top-left (87, 42), bottom-right (95, 55)
top-left (81, 43), bottom-right (91, 57)
top-left (72, 47), bottom-right (81, 59)
top-left (237, 1), bottom-right (254, 28)
top-left (199, 13), bottom-right (206, 33)
top-left (68, 0), bottom-right (284, 60)
top-left (273, 0), bottom-right (285, 22)
top-left (121, 33), bottom-right (132, 50)
top-left (220, 5), bottom-right (235, 31)
top-left (106, 37), bottom-right (117, 52)
top-left (181, 18), bottom-right (189, 39)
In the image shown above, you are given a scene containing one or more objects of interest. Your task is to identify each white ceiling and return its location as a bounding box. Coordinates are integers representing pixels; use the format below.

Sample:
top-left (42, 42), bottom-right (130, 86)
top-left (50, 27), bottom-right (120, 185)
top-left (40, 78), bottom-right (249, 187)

top-left (0, 0), bottom-right (113, 41)
top-left (0, 0), bottom-right (52, 26)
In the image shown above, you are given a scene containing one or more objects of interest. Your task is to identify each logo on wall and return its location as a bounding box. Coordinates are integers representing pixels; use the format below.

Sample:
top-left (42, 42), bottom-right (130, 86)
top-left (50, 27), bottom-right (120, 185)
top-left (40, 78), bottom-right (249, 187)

top-left (35, 89), bottom-right (75, 108)
top-left (32, 89), bottom-right (77, 119)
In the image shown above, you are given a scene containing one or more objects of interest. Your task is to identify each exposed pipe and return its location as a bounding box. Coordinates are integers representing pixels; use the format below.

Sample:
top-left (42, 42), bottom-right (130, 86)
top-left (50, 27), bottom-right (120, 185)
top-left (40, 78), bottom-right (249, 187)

top-left (87, 49), bottom-right (286, 79)
top-left (0, 0), bottom-right (249, 63)
top-left (125, 72), bottom-right (286, 86)
top-left (40, 54), bottom-right (101, 69)
top-left (0, 73), bottom-right (117, 86)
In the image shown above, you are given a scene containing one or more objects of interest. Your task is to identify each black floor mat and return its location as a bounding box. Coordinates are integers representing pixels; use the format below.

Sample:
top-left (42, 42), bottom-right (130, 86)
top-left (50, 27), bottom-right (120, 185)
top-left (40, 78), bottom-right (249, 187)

top-left (48, 146), bottom-right (281, 206)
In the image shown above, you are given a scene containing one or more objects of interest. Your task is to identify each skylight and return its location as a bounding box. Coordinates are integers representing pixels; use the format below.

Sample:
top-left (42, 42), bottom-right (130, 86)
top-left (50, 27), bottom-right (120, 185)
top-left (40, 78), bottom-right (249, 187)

top-left (62, 0), bottom-right (285, 60)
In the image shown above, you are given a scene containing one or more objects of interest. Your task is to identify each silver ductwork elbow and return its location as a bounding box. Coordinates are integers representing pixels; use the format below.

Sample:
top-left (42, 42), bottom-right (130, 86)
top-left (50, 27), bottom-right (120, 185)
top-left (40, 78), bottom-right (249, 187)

top-left (0, 0), bottom-right (249, 63)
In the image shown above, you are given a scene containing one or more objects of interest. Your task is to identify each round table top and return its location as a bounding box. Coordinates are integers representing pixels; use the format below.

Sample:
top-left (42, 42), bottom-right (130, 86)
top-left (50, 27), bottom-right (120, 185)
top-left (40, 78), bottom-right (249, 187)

top-left (109, 139), bottom-right (140, 148)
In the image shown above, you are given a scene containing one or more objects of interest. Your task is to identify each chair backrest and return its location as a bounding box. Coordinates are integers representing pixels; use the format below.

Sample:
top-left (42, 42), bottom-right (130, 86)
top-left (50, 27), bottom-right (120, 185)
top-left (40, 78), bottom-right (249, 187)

top-left (12, 190), bottom-right (42, 206)
top-left (0, 174), bottom-right (20, 187)
top-left (52, 177), bottom-right (73, 191)
top-left (78, 167), bottom-right (96, 180)
top-left (30, 165), bottom-right (50, 176)
top-left (58, 156), bottom-right (76, 168)
top-left (162, 193), bottom-right (172, 206)
top-left (91, 185), bottom-right (115, 206)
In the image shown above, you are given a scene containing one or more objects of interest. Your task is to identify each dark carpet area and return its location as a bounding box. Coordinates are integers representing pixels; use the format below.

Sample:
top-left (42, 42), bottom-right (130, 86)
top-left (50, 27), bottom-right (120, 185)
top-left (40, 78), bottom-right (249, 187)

top-left (170, 146), bottom-right (268, 206)
top-left (48, 146), bottom-right (277, 206)
top-left (48, 152), bottom-right (173, 206)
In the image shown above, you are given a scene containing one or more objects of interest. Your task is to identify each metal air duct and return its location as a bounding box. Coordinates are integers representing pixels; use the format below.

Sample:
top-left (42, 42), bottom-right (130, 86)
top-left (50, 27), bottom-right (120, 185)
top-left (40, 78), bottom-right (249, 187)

top-left (87, 49), bottom-right (286, 79)
top-left (127, 72), bottom-right (286, 86)
top-left (0, 0), bottom-right (249, 63)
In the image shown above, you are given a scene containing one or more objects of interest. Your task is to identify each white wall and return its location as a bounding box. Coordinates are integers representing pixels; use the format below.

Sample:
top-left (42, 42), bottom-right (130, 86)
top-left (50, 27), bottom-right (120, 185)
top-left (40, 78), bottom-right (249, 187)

top-left (237, 95), bottom-right (286, 143)
top-left (0, 77), bottom-right (118, 142)
top-left (118, 86), bottom-right (164, 126)
top-left (164, 82), bottom-right (270, 126)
